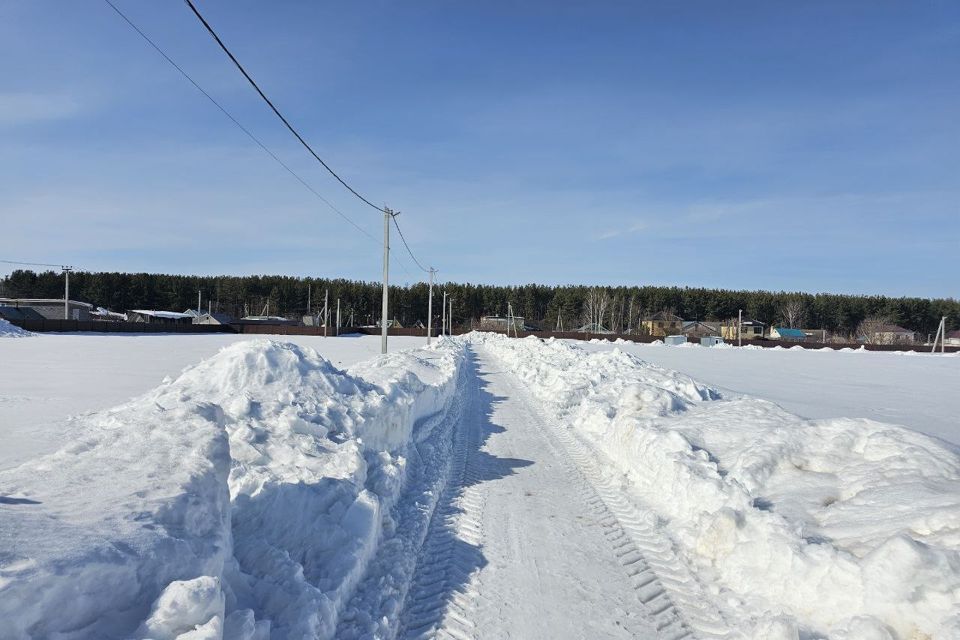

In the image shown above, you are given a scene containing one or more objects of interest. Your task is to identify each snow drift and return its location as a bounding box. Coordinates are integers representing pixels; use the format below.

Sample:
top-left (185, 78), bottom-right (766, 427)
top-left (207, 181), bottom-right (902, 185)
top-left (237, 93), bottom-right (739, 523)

top-left (474, 333), bottom-right (960, 640)
top-left (0, 338), bottom-right (464, 639)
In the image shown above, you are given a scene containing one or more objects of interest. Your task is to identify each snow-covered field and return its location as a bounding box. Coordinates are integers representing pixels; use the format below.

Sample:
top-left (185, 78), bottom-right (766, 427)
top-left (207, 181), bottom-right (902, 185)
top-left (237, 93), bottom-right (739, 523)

top-left (1, 328), bottom-right (958, 639)
top-left (575, 338), bottom-right (960, 446)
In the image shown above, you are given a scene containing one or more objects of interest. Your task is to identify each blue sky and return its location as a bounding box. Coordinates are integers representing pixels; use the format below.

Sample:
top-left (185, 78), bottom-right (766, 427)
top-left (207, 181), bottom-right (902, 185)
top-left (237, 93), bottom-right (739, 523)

top-left (1, 1), bottom-right (957, 297)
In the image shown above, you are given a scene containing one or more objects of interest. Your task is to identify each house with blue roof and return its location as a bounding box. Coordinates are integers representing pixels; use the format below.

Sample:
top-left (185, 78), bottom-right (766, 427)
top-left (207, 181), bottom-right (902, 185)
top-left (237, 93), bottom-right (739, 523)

top-left (770, 326), bottom-right (808, 341)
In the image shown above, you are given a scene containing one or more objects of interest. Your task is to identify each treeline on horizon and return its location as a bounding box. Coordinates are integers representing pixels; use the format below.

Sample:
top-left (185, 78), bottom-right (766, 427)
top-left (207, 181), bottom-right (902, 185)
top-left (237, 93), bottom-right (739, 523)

top-left (1, 269), bottom-right (957, 336)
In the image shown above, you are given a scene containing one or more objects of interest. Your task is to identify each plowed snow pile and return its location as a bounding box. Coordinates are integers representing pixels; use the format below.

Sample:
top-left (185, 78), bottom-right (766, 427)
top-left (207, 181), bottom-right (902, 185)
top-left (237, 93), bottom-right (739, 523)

top-left (0, 339), bottom-right (463, 639)
top-left (474, 333), bottom-right (960, 640)
top-left (0, 318), bottom-right (32, 337)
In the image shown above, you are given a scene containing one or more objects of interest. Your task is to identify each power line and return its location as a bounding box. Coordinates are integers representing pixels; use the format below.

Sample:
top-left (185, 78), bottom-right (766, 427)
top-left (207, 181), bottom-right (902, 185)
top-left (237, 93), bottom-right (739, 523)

top-left (182, 0), bottom-right (385, 214)
top-left (107, 1), bottom-right (434, 284)
top-left (102, 0), bottom-right (376, 243)
top-left (0, 259), bottom-right (70, 269)
top-left (392, 216), bottom-right (431, 273)
top-left (181, 0), bottom-right (435, 281)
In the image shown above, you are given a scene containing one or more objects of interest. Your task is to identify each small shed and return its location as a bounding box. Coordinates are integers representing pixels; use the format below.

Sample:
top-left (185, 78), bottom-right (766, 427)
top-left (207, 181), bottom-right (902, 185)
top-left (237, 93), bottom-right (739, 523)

top-left (701, 336), bottom-right (724, 347)
top-left (664, 335), bottom-right (687, 346)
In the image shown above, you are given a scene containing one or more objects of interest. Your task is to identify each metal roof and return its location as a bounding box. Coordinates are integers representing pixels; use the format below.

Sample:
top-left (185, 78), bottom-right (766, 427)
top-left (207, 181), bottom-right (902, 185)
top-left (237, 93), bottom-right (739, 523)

top-left (773, 327), bottom-right (806, 338)
top-left (0, 306), bottom-right (45, 321)
top-left (130, 310), bottom-right (194, 319)
top-left (0, 298), bottom-right (94, 308)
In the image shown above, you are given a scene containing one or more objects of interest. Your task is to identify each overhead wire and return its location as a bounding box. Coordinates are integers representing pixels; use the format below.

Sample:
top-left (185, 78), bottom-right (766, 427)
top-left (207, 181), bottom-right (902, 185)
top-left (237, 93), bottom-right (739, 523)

top-left (102, 0), bottom-right (376, 243)
top-left (0, 259), bottom-right (69, 269)
top-left (104, 0), bottom-right (432, 281)
top-left (392, 217), bottom-right (431, 273)
top-left (182, 0), bottom-right (385, 214)
top-left (180, 0), bottom-right (435, 277)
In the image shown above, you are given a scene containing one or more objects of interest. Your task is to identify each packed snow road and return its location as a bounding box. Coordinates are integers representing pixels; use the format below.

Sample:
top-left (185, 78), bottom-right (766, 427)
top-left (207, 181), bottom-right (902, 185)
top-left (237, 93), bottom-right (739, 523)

top-left (395, 349), bottom-right (664, 639)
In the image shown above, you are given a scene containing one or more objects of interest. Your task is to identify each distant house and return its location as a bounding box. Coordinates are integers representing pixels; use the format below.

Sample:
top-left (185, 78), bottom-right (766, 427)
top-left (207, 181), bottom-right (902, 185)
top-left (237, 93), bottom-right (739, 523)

top-left (642, 312), bottom-right (684, 337)
top-left (0, 298), bottom-right (94, 321)
top-left (0, 305), bottom-right (46, 322)
top-left (128, 310), bottom-right (194, 325)
top-left (945, 330), bottom-right (960, 347)
top-left (769, 327), bottom-right (807, 341)
top-left (682, 320), bottom-right (720, 338)
top-left (194, 312), bottom-right (233, 325)
top-left (864, 324), bottom-right (916, 345)
top-left (720, 319), bottom-right (766, 341)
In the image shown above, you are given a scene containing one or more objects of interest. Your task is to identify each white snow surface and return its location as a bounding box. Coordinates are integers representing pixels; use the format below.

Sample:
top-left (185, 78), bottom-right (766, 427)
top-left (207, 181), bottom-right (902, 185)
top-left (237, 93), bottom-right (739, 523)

top-left (3, 331), bottom-right (959, 639)
top-left (0, 338), bottom-right (464, 639)
top-left (473, 333), bottom-right (960, 640)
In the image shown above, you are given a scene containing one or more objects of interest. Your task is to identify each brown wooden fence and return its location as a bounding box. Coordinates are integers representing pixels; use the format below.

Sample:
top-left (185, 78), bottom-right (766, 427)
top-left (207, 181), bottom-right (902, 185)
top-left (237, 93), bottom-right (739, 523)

top-left (7, 318), bottom-right (234, 334)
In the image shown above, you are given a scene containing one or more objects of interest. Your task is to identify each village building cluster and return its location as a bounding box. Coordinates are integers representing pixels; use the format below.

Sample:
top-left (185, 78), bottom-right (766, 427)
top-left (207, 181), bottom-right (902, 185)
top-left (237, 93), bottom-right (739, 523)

top-left (2, 297), bottom-right (954, 347)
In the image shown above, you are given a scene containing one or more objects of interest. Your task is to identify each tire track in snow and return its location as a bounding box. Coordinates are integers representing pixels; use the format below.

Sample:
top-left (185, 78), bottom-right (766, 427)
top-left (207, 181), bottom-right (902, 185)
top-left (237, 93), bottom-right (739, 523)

top-left (334, 357), bottom-right (471, 640)
top-left (483, 346), bottom-right (731, 640)
top-left (398, 358), bottom-right (488, 640)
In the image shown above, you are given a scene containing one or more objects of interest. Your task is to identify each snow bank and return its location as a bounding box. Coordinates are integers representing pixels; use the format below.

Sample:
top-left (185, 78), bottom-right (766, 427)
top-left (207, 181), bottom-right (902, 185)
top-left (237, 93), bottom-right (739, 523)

top-left (474, 333), bottom-right (960, 640)
top-left (0, 318), bottom-right (32, 337)
top-left (0, 338), bottom-right (464, 639)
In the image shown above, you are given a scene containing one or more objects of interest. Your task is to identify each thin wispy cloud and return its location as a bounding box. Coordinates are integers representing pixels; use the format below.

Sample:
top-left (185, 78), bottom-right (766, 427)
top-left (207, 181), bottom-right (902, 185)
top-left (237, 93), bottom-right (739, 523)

top-left (0, 92), bottom-right (82, 126)
top-left (595, 222), bottom-right (648, 241)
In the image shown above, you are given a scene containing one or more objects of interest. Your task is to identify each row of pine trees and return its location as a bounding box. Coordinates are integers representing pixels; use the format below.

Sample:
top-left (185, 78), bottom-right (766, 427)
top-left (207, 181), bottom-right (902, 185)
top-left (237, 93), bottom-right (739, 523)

top-left (1, 269), bottom-right (957, 336)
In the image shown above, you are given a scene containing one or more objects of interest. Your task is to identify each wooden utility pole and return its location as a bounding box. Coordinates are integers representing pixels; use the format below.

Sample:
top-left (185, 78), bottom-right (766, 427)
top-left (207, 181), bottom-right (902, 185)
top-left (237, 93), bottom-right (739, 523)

top-left (427, 268), bottom-right (436, 345)
top-left (324, 289), bottom-right (329, 337)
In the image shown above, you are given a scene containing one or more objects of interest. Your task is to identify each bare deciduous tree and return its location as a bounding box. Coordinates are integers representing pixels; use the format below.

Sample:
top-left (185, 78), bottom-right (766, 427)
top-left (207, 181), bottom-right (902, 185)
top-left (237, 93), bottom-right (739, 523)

top-left (581, 288), bottom-right (610, 332)
top-left (857, 314), bottom-right (892, 344)
top-left (779, 299), bottom-right (807, 328)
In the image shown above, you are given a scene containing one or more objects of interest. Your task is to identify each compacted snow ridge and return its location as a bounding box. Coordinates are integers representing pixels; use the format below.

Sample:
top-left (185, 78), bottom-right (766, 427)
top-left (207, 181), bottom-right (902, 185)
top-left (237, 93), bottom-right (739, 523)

top-left (472, 333), bottom-right (960, 640)
top-left (0, 338), bottom-right (465, 640)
